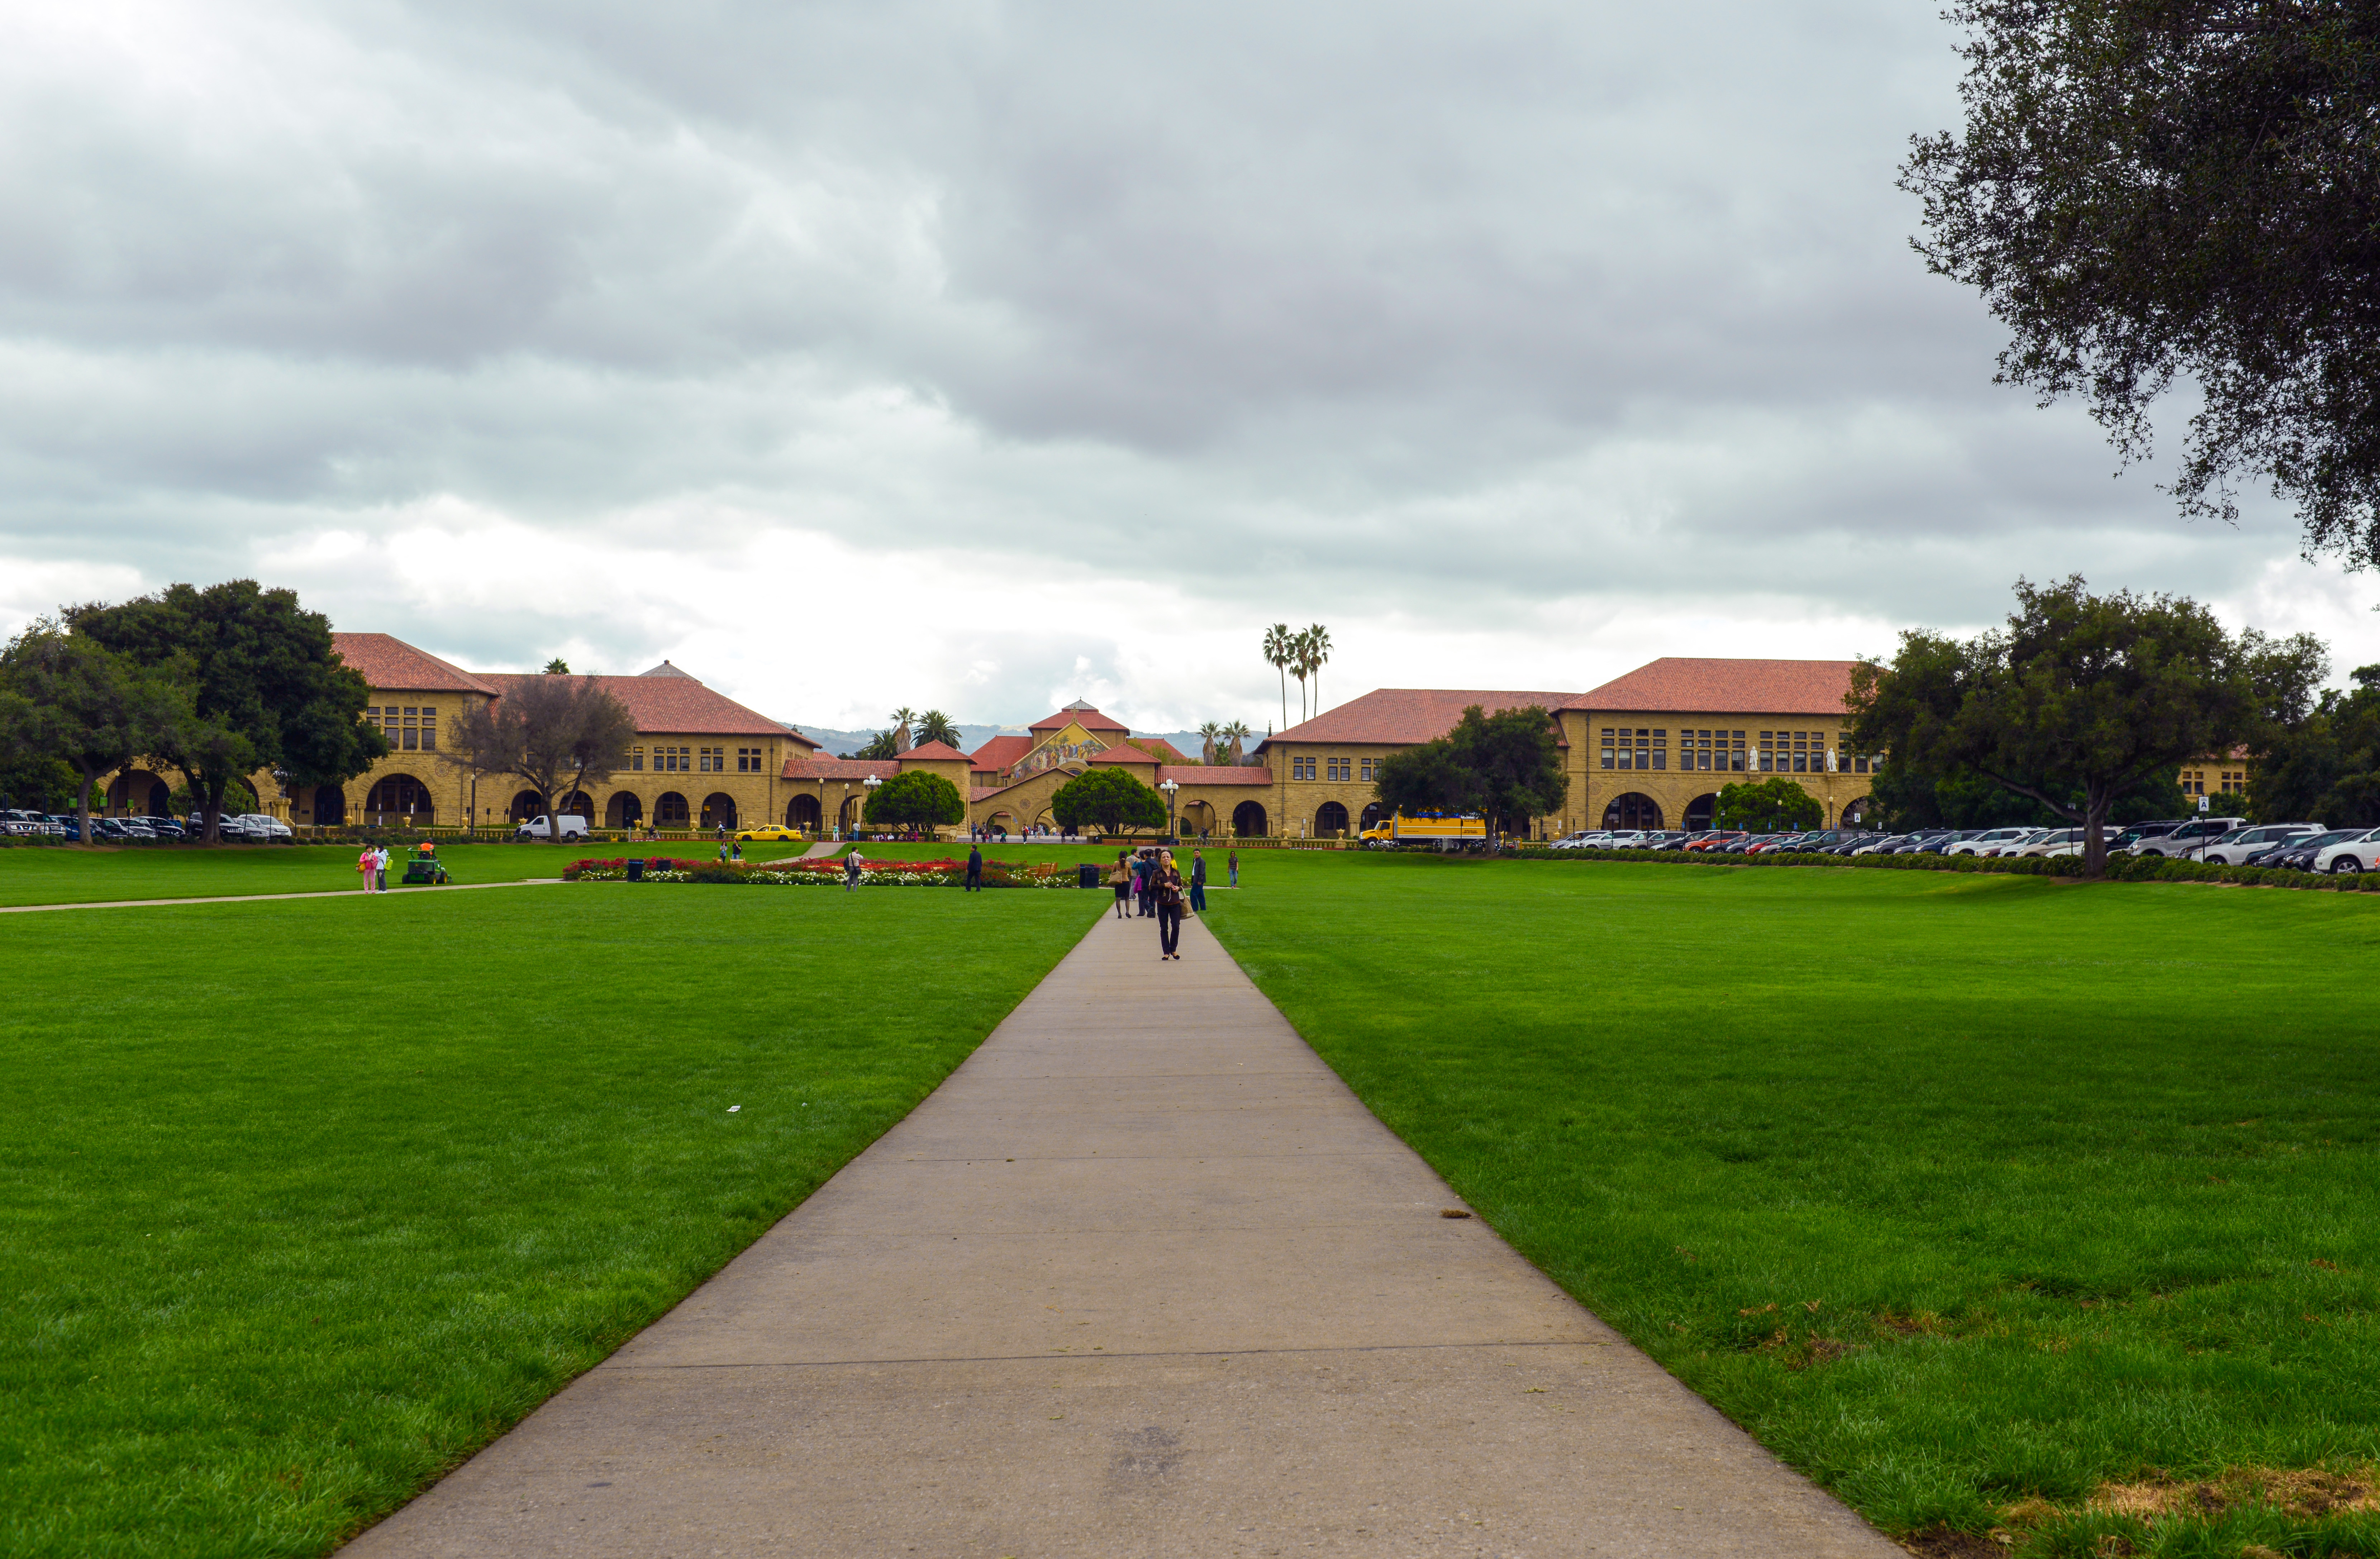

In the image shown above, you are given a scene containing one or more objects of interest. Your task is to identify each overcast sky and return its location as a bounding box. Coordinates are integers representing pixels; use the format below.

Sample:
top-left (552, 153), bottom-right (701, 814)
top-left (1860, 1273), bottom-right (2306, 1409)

top-left (4, 0), bottom-right (2370, 731)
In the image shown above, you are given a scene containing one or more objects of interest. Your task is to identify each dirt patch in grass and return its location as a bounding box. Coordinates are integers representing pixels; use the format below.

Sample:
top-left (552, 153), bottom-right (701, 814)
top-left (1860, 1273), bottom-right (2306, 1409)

top-left (2082, 1464), bottom-right (2378, 1520)
top-left (1899, 1526), bottom-right (2007, 1557)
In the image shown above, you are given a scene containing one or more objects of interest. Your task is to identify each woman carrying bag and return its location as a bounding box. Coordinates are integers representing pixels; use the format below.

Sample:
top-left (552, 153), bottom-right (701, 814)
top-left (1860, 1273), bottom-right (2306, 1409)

top-left (1107, 851), bottom-right (1133, 919)
top-left (1153, 850), bottom-right (1187, 960)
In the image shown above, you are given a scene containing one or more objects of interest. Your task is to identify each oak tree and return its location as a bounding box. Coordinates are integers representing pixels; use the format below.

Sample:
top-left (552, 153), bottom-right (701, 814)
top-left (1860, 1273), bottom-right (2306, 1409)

top-left (444, 676), bottom-right (637, 839)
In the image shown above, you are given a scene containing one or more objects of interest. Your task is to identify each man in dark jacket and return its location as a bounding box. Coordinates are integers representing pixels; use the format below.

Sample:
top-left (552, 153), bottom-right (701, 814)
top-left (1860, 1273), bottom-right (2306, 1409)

top-left (965, 843), bottom-right (984, 892)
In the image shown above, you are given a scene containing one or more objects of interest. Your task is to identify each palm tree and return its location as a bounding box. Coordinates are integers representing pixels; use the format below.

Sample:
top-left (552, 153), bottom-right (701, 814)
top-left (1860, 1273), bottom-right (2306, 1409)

top-left (889, 706), bottom-right (917, 753)
top-left (1288, 628), bottom-right (1316, 722)
top-left (1303, 624), bottom-right (1332, 715)
top-left (1196, 720), bottom-right (1223, 766)
top-left (1262, 624), bottom-right (1293, 730)
top-left (915, 710), bottom-right (961, 749)
top-left (1222, 720), bottom-right (1251, 763)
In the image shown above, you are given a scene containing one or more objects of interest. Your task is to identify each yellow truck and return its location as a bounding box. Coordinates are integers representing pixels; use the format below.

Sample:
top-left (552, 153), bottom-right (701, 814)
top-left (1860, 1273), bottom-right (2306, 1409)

top-left (1360, 814), bottom-right (1489, 849)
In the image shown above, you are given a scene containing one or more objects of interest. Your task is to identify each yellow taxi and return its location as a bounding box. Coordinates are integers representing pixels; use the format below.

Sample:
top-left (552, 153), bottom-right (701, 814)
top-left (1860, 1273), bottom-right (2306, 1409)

top-left (733, 823), bottom-right (807, 842)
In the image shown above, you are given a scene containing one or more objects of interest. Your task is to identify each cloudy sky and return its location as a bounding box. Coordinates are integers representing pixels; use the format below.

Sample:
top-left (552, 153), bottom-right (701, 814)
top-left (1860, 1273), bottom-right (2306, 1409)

top-left (4, 0), bottom-right (2370, 732)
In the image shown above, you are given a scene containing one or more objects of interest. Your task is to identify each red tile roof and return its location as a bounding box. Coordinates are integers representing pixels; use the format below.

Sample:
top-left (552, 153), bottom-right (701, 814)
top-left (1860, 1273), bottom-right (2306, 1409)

top-left (900, 740), bottom-right (970, 763)
top-left (1562, 658), bottom-right (1859, 717)
top-left (474, 671), bottom-right (788, 737)
top-left (331, 633), bottom-right (501, 696)
top-left (1029, 702), bottom-right (1129, 733)
top-left (1258, 688), bottom-right (1579, 750)
top-left (782, 757), bottom-right (903, 781)
top-left (968, 734), bottom-right (1033, 772)
top-left (1091, 745), bottom-right (1160, 767)
top-left (1133, 738), bottom-right (1196, 764)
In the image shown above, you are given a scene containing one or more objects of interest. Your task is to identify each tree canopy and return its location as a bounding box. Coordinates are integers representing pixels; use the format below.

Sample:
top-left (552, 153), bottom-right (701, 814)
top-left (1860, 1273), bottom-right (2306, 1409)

top-left (1902, 0), bottom-right (2380, 562)
top-left (2247, 663), bottom-right (2380, 827)
top-left (1371, 704), bottom-right (1566, 836)
top-left (0, 621), bottom-right (193, 840)
top-left (1049, 767), bottom-right (1166, 835)
top-left (443, 676), bottom-right (636, 837)
top-left (70, 580), bottom-right (384, 842)
top-left (1715, 778), bottom-right (1822, 833)
top-left (1847, 576), bottom-right (2321, 873)
top-left (862, 769), bottom-right (966, 828)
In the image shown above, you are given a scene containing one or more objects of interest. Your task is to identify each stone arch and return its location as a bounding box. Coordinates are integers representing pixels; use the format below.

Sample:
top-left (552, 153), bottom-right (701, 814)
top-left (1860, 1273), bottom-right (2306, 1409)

top-left (1601, 792), bottom-right (1663, 830)
top-left (606, 792), bottom-right (644, 828)
top-left (786, 794), bottom-right (821, 831)
top-left (655, 792), bottom-right (690, 828)
top-left (560, 790), bottom-right (595, 820)
top-left (1232, 800), bottom-right (1268, 838)
top-left (1359, 801), bottom-right (1386, 833)
top-left (108, 769), bottom-right (169, 815)
top-left (837, 794), bottom-right (863, 831)
top-left (700, 792), bottom-right (737, 830)
top-left (509, 790), bottom-right (545, 823)
top-left (1840, 795), bottom-right (1871, 827)
top-left (366, 774), bottom-right (436, 822)
top-left (985, 810), bottom-right (1016, 838)
top-left (1684, 792), bottom-right (1718, 831)
top-left (1315, 800), bottom-right (1350, 837)
top-left (311, 786), bottom-right (346, 826)
top-left (1179, 799), bottom-right (1217, 839)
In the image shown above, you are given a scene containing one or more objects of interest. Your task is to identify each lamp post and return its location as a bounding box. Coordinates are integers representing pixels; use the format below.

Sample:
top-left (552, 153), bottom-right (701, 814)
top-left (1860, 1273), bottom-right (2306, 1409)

top-left (862, 773), bottom-right (881, 840)
top-left (1160, 778), bottom-right (1179, 842)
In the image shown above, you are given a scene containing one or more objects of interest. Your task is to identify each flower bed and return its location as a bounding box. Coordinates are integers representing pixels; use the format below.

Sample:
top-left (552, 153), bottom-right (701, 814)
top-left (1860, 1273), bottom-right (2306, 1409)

top-left (560, 856), bottom-right (1079, 887)
top-left (1506, 844), bottom-right (2380, 891)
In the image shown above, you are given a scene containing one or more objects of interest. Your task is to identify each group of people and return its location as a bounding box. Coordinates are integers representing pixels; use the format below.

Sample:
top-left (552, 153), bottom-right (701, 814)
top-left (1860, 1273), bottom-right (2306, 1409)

top-left (1108, 845), bottom-right (1208, 960)
top-left (355, 839), bottom-right (438, 893)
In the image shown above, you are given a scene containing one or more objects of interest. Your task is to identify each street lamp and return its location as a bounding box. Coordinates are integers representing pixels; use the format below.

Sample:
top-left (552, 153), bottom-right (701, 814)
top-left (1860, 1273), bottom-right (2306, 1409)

top-left (862, 773), bottom-right (881, 839)
top-left (1160, 778), bottom-right (1179, 841)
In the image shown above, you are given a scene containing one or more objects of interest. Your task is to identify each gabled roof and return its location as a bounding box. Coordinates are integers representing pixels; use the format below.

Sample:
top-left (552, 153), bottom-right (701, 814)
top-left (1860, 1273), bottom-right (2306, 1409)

top-left (331, 633), bottom-right (501, 697)
top-left (640, 659), bottom-right (697, 678)
top-left (1090, 744), bottom-right (1160, 767)
top-left (1029, 702), bottom-right (1129, 733)
top-left (1133, 737), bottom-right (1196, 765)
top-left (1257, 688), bottom-right (1579, 751)
top-left (1562, 659), bottom-right (1858, 718)
top-left (473, 671), bottom-right (788, 737)
top-left (782, 727), bottom-right (822, 750)
top-left (900, 740), bottom-right (970, 763)
top-left (968, 734), bottom-right (1033, 772)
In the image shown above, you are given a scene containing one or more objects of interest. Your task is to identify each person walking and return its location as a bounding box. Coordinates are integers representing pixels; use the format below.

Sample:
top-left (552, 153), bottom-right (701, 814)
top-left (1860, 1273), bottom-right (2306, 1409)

top-left (1153, 850), bottom-right (1186, 960)
top-left (373, 844), bottom-right (390, 892)
top-left (844, 848), bottom-right (864, 891)
top-left (965, 842), bottom-right (984, 892)
top-left (1189, 849), bottom-right (1206, 913)
top-left (1108, 851), bottom-right (1132, 919)
top-left (1228, 848), bottom-right (1239, 888)
top-left (1134, 848), bottom-right (1155, 917)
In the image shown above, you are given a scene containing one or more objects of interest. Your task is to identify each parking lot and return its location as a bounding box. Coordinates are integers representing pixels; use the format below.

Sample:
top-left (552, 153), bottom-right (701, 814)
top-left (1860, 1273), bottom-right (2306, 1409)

top-left (1546, 817), bottom-right (2380, 873)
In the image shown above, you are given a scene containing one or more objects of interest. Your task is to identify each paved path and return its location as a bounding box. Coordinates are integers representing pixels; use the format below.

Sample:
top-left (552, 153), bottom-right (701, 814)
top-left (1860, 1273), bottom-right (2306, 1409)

top-left (0, 879), bottom-right (567, 914)
top-left (345, 911), bottom-right (1898, 1557)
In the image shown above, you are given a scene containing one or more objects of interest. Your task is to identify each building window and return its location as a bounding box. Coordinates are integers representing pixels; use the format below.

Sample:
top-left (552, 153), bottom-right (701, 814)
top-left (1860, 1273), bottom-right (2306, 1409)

top-left (1651, 730), bottom-right (1666, 771)
top-left (1326, 757), bottom-right (1349, 781)
top-left (737, 747), bottom-right (762, 773)
top-left (1360, 757), bottom-right (1375, 781)
top-left (630, 747), bottom-right (644, 772)
top-left (1600, 729), bottom-right (1616, 769)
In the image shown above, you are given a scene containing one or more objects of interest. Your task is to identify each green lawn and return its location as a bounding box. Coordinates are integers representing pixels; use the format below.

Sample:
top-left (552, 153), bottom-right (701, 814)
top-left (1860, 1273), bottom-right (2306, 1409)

top-left (1, 881), bottom-right (1105, 1557)
top-left (0, 843), bottom-right (598, 907)
top-left (1203, 853), bottom-right (2380, 1557)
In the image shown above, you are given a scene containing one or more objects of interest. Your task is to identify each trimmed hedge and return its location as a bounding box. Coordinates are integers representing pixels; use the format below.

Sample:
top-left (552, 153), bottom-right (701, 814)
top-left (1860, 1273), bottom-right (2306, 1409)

top-left (1506, 844), bottom-right (2380, 892)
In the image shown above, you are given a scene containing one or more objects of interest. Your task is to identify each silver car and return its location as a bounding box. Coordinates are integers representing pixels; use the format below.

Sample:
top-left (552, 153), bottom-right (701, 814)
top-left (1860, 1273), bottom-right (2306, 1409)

top-left (2199, 823), bottom-right (2320, 866)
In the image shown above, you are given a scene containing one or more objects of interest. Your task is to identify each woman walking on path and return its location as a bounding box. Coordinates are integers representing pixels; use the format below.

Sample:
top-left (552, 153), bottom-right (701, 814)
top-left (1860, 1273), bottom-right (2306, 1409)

top-left (1188, 849), bottom-right (1206, 913)
top-left (1153, 850), bottom-right (1186, 960)
top-left (1108, 851), bottom-right (1132, 919)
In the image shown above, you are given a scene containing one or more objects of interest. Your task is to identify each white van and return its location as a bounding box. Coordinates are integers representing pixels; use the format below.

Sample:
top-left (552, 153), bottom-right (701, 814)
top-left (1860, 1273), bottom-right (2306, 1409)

top-left (514, 814), bottom-right (590, 841)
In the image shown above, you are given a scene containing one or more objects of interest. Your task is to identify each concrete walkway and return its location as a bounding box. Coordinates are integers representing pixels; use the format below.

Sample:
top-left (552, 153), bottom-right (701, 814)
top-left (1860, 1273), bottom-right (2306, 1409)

top-left (0, 879), bottom-right (566, 914)
top-left (344, 911), bottom-right (1898, 1558)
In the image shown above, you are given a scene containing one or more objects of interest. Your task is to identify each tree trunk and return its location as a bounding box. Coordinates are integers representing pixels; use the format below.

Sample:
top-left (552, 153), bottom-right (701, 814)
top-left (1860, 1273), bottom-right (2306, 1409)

top-left (74, 768), bottom-right (96, 845)
top-left (2082, 787), bottom-right (2110, 879)
top-left (202, 777), bottom-right (225, 845)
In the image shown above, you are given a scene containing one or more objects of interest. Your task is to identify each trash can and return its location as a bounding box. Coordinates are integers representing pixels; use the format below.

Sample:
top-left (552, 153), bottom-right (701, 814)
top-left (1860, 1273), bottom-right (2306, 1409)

top-left (1077, 862), bottom-right (1100, 890)
top-left (626, 859), bottom-right (644, 881)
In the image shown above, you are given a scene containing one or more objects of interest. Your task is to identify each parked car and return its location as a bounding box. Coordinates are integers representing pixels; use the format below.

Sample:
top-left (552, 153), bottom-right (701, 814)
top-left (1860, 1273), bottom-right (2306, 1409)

top-left (2126, 817), bottom-right (2247, 859)
top-left (1849, 833), bottom-right (1910, 854)
top-left (2264, 829), bottom-right (2365, 872)
top-left (0, 808), bottom-right (42, 836)
top-left (2194, 823), bottom-right (2318, 866)
top-left (2109, 820), bottom-right (2188, 851)
top-left (1723, 834), bottom-right (1781, 854)
top-left (2315, 830), bottom-right (2380, 874)
top-left (1946, 827), bottom-right (2033, 856)
top-left (1682, 830), bottom-right (1747, 852)
top-left (232, 813), bottom-right (293, 841)
top-left (1601, 830), bottom-right (1655, 850)
top-left (514, 813), bottom-right (591, 842)
top-left (1646, 831), bottom-right (1694, 850)
top-left (1552, 830), bottom-right (1614, 850)
top-left (144, 817), bottom-right (187, 839)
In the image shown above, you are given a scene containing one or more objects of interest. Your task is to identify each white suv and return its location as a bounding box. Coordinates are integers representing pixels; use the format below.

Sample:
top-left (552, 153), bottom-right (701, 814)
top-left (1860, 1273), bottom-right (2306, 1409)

top-left (2127, 817), bottom-right (2247, 859)
top-left (2315, 830), bottom-right (2380, 875)
top-left (1947, 827), bottom-right (2035, 856)
top-left (2200, 823), bottom-right (2321, 866)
